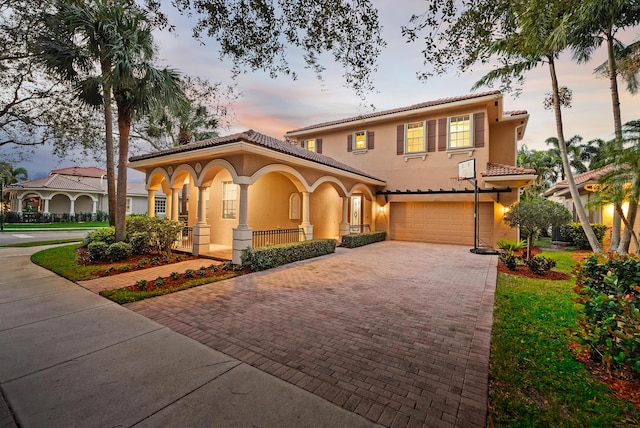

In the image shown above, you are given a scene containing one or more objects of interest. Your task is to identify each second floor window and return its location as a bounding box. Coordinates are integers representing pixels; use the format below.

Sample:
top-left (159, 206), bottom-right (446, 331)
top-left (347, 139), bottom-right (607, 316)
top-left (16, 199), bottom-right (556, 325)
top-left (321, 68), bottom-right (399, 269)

top-left (354, 131), bottom-right (366, 150)
top-left (222, 181), bottom-right (237, 219)
top-left (448, 115), bottom-right (472, 149)
top-left (305, 139), bottom-right (316, 152)
top-left (406, 121), bottom-right (426, 153)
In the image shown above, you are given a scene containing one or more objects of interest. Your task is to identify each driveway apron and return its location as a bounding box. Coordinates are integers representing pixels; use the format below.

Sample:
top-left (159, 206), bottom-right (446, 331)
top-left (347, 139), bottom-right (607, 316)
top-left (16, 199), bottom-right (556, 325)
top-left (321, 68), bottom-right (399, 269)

top-left (128, 241), bottom-right (498, 428)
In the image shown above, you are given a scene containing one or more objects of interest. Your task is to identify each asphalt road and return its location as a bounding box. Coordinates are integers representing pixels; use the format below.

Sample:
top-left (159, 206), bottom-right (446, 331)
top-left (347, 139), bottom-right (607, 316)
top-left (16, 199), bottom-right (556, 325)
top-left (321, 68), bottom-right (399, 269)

top-left (0, 230), bottom-right (90, 246)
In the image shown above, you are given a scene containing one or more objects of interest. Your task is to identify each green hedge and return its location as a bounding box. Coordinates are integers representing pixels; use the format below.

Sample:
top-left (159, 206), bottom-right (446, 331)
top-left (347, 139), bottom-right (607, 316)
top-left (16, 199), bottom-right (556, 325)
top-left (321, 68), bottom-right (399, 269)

top-left (574, 254), bottom-right (640, 376)
top-left (341, 231), bottom-right (387, 248)
top-left (241, 239), bottom-right (336, 272)
top-left (559, 222), bottom-right (607, 249)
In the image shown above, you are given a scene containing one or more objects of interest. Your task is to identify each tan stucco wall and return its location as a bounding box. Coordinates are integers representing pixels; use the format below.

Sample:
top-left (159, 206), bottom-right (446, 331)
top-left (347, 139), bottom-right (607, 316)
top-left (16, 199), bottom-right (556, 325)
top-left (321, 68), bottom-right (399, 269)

top-left (310, 182), bottom-right (343, 239)
top-left (206, 169), bottom-right (237, 246)
top-left (247, 172), bottom-right (300, 230)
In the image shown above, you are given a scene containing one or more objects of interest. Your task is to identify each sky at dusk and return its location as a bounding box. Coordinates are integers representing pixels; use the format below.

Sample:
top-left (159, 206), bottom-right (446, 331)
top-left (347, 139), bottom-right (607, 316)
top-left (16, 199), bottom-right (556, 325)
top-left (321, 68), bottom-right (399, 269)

top-left (8, 1), bottom-right (640, 181)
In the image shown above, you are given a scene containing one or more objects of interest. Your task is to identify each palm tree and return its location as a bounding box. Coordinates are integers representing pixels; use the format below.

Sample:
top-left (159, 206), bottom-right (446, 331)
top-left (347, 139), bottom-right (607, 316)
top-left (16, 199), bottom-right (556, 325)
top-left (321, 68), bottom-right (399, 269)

top-left (473, 0), bottom-right (603, 253)
top-left (570, 1), bottom-right (640, 252)
top-left (517, 145), bottom-right (557, 196)
top-left (37, 1), bottom-right (184, 241)
top-left (545, 135), bottom-right (588, 180)
top-left (0, 162), bottom-right (28, 208)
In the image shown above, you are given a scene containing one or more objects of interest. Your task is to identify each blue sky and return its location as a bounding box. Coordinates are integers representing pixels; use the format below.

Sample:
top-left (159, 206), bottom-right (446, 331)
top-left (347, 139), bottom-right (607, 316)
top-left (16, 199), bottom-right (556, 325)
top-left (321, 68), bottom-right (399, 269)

top-left (9, 1), bottom-right (640, 180)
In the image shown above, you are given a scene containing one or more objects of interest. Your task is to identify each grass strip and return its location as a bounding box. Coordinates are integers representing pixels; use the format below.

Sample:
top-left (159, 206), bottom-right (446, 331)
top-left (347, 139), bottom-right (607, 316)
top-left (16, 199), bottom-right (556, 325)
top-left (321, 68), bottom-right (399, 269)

top-left (99, 274), bottom-right (238, 304)
top-left (30, 243), bottom-right (128, 281)
top-left (2, 238), bottom-right (82, 248)
top-left (489, 251), bottom-right (640, 426)
top-left (0, 221), bottom-right (107, 230)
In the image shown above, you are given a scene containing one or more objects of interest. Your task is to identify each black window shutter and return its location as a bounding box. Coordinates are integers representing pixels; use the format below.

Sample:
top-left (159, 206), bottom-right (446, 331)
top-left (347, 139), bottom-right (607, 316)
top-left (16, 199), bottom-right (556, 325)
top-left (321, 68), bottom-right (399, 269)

top-left (316, 138), bottom-right (323, 154)
top-left (397, 125), bottom-right (404, 155)
top-left (427, 120), bottom-right (436, 152)
top-left (438, 118), bottom-right (447, 151)
top-left (347, 134), bottom-right (353, 152)
top-left (367, 131), bottom-right (374, 150)
top-left (473, 112), bottom-right (485, 147)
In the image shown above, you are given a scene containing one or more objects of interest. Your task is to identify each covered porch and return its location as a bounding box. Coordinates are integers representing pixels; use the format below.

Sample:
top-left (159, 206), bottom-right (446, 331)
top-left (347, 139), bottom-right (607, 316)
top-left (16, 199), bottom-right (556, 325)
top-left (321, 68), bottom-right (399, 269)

top-left (129, 130), bottom-right (386, 264)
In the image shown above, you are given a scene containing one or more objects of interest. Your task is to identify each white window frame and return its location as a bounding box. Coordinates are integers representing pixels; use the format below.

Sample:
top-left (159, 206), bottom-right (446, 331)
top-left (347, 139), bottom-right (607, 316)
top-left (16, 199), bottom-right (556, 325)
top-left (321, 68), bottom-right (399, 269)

top-left (222, 181), bottom-right (237, 219)
top-left (126, 197), bottom-right (132, 214)
top-left (353, 130), bottom-right (367, 151)
top-left (405, 121), bottom-right (426, 154)
top-left (304, 139), bottom-right (316, 152)
top-left (154, 199), bottom-right (166, 215)
top-left (448, 115), bottom-right (473, 149)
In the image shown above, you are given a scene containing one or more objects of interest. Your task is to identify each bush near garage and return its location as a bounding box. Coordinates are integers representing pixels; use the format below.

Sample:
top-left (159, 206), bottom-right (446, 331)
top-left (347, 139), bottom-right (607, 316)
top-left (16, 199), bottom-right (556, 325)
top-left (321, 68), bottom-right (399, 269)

top-left (341, 231), bottom-right (386, 248)
top-left (574, 254), bottom-right (640, 377)
top-left (241, 239), bottom-right (336, 272)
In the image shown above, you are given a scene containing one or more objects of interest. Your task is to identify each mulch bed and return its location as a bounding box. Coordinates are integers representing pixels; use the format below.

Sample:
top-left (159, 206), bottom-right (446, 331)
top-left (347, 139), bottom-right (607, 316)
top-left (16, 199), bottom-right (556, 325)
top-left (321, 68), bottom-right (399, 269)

top-left (76, 246), bottom-right (200, 278)
top-left (121, 266), bottom-right (250, 293)
top-left (497, 262), bottom-right (571, 280)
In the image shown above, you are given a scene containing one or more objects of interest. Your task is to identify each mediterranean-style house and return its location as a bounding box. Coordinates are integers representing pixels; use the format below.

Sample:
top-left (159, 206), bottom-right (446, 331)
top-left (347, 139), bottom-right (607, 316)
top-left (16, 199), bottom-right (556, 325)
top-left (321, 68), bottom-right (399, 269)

top-left (6, 166), bottom-right (167, 219)
top-left (128, 91), bottom-right (535, 263)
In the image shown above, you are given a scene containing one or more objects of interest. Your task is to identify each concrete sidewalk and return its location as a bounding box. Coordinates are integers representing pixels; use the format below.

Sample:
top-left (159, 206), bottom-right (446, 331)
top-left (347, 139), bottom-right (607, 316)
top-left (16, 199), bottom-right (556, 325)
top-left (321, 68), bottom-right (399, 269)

top-left (0, 246), bottom-right (376, 427)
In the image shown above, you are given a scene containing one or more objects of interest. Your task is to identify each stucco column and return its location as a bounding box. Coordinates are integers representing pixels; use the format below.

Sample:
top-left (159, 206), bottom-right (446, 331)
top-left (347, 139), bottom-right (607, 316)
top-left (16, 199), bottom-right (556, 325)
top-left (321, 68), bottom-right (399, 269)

top-left (43, 198), bottom-right (50, 215)
top-left (193, 186), bottom-right (211, 257)
top-left (147, 190), bottom-right (155, 218)
top-left (339, 196), bottom-right (350, 237)
top-left (69, 198), bottom-right (75, 216)
top-left (17, 197), bottom-right (23, 213)
top-left (232, 182), bottom-right (253, 265)
top-left (91, 199), bottom-right (97, 215)
top-left (171, 188), bottom-right (179, 221)
top-left (299, 191), bottom-right (314, 240)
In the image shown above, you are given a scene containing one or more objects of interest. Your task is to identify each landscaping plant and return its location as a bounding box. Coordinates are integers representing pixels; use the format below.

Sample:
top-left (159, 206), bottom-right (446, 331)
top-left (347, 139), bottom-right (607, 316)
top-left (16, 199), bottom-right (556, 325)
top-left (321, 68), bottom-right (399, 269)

top-left (574, 254), bottom-right (640, 376)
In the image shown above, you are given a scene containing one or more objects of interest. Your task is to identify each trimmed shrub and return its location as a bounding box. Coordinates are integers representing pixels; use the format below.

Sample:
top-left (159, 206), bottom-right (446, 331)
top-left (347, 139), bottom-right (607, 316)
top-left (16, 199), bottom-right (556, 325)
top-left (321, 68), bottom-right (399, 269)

top-left (83, 227), bottom-right (116, 247)
top-left (87, 241), bottom-right (109, 261)
top-left (560, 222), bottom-right (607, 250)
top-left (129, 231), bottom-right (151, 255)
top-left (524, 255), bottom-right (556, 275)
top-left (341, 231), bottom-right (386, 248)
top-left (106, 242), bottom-right (132, 262)
top-left (574, 254), bottom-right (640, 376)
top-left (242, 239), bottom-right (336, 272)
top-left (496, 239), bottom-right (526, 252)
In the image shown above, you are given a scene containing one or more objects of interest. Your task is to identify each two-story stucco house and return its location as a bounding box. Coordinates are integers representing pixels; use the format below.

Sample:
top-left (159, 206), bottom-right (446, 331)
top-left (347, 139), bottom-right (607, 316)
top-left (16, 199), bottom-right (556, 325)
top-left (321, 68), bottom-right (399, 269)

top-left (128, 91), bottom-right (535, 263)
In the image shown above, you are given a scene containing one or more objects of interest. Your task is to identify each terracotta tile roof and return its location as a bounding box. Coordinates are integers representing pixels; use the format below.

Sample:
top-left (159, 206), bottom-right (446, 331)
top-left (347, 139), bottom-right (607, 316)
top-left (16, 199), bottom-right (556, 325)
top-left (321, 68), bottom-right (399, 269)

top-left (50, 166), bottom-right (106, 177)
top-left (554, 164), bottom-right (616, 187)
top-left (482, 163), bottom-right (536, 177)
top-left (129, 129), bottom-right (385, 183)
top-left (285, 91), bottom-right (503, 134)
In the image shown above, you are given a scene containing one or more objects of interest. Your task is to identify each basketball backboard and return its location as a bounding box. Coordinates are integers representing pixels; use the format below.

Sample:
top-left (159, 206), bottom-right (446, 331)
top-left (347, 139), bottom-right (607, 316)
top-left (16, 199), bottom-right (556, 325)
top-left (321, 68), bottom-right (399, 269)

top-left (458, 158), bottom-right (476, 179)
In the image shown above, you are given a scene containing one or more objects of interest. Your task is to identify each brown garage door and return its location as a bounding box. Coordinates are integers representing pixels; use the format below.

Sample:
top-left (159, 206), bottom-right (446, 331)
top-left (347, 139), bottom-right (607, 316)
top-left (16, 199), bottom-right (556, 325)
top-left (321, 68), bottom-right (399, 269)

top-left (390, 201), bottom-right (493, 245)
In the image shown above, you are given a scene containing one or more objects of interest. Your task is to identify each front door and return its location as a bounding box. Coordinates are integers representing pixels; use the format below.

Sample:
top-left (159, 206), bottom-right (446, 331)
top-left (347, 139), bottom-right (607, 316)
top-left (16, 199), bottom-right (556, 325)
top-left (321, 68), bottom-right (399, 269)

top-left (351, 196), bottom-right (362, 232)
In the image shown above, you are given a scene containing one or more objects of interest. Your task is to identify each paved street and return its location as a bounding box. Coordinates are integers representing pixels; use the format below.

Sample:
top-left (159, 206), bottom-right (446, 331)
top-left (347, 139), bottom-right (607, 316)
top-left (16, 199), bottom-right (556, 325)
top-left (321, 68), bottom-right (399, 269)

top-left (0, 230), bottom-right (90, 245)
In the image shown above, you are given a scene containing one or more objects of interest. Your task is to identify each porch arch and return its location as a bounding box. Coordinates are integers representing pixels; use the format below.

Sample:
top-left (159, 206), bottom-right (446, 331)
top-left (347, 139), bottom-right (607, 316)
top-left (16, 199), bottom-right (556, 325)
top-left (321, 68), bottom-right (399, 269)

top-left (248, 164), bottom-right (309, 192)
top-left (348, 183), bottom-right (375, 200)
top-left (198, 159), bottom-right (239, 187)
top-left (309, 176), bottom-right (348, 197)
top-left (147, 167), bottom-right (171, 191)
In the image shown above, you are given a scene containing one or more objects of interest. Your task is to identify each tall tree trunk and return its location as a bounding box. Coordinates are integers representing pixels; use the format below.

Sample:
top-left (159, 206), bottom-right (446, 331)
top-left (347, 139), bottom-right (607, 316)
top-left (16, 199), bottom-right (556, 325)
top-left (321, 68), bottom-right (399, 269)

top-left (619, 172), bottom-right (640, 254)
top-left (115, 108), bottom-right (131, 242)
top-left (607, 29), bottom-right (624, 252)
top-left (103, 85), bottom-right (116, 227)
top-left (548, 56), bottom-right (603, 253)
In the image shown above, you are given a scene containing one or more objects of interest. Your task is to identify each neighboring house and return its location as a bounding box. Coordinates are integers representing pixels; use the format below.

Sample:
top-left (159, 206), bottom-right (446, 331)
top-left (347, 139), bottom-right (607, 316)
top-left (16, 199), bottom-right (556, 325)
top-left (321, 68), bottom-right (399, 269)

top-left (544, 163), bottom-right (617, 226)
top-left (6, 166), bottom-right (166, 218)
top-left (128, 91), bottom-right (535, 263)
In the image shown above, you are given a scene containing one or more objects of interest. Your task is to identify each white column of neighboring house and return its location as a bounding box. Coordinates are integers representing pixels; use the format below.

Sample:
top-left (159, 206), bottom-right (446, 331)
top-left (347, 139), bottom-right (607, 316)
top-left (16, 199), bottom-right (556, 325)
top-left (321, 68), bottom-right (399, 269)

top-left (339, 196), bottom-right (350, 237)
top-left (43, 198), bottom-right (50, 214)
top-left (192, 185), bottom-right (211, 256)
top-left (17, 196), bottom-right (23, 213)
top-left (300, 191), bottom-right (314, 240)
top-left (171, 188), bottom-right (179, 221)
top-left (232, 181), bottom-right (253, 265)
top-left (147, 190), bottom-right (155, 218)
top-left (92, 199), bottom-right (97, 214)
top-left (69, 197), bottom-right (75, 216)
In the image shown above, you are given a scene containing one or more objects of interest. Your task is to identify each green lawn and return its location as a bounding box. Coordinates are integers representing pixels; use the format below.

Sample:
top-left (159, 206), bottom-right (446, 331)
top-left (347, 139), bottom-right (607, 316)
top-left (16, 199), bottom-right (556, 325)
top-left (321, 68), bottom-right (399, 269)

top-left (30, 243), bottom-right (128, 281)
top-left (489, 251), bottom-right (640, 426)
top-left (0, 221), bottom-right (107, 231)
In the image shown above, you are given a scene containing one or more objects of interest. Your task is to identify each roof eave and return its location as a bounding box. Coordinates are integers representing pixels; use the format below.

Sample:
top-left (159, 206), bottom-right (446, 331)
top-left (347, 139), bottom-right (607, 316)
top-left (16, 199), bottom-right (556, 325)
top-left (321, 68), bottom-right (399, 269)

top-left (284, 93), bottom-right (503, 137)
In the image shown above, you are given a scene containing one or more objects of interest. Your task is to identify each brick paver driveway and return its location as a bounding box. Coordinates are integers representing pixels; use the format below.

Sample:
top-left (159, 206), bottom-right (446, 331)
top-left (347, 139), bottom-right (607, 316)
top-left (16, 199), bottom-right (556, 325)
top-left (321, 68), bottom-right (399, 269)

top-left (127, 241), bottom-right (497, 428)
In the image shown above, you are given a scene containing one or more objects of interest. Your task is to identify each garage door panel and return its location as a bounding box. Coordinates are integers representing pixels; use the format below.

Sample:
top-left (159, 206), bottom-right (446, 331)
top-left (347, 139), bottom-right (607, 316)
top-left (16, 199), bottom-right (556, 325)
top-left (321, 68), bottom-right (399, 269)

top-left (390, 202), bottom-right (493, 245)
